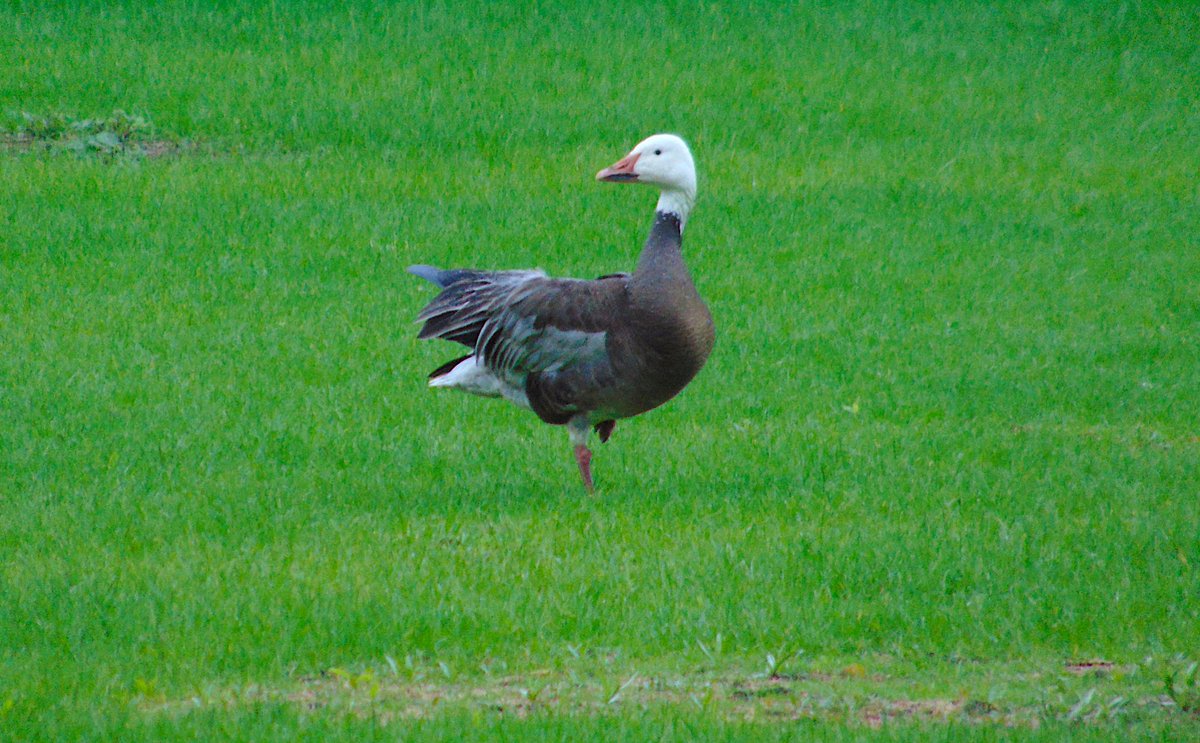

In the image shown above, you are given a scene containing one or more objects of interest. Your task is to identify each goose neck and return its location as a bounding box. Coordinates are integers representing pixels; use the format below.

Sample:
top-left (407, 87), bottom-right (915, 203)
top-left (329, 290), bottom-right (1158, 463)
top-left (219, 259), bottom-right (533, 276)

top-left (655, 188), bottom-right (694, 231)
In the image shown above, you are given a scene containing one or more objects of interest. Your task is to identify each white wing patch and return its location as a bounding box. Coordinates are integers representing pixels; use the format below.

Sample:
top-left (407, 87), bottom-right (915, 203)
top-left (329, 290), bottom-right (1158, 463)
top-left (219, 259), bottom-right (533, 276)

top-left (429, 355), bottom-right (531, 409)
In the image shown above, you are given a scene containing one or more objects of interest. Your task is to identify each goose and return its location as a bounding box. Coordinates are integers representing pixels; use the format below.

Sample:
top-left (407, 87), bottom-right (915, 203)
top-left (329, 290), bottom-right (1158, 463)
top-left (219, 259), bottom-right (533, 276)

top-left (408, 133), bottom-right (714, 493)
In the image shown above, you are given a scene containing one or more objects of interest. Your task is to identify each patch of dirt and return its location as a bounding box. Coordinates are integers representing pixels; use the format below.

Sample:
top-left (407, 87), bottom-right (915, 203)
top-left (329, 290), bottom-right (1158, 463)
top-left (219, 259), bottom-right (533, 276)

top-left (137, 139), bottom-right (193, 158)
top-left (731, 683), bottom-right (791, 700)
top-left (962, 699), bottom-right (998, 716)
top-left (137, 661), bottom-right (1193, 731)
top-left (729, 677), bottom-right (795, 700)
top-left (1066, 660), bottom-right (1115, 675)
top-left (862, 698), bottom-right (963, 728)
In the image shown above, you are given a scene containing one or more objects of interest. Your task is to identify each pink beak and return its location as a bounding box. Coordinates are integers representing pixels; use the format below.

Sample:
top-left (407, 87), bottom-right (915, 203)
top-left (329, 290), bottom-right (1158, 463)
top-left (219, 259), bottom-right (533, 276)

top-left (596, 152), bottom-right (640, 182)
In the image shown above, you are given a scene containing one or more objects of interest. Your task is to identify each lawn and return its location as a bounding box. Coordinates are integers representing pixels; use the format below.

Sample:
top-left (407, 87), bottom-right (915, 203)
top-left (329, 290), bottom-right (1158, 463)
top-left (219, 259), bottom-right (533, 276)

top-left (2, 0), bottom-right (1198, 739)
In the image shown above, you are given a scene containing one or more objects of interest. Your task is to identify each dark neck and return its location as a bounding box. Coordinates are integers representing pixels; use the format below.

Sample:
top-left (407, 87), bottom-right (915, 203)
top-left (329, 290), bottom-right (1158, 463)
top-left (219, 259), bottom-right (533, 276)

top-left (634, 211), bottom-right (684, 280)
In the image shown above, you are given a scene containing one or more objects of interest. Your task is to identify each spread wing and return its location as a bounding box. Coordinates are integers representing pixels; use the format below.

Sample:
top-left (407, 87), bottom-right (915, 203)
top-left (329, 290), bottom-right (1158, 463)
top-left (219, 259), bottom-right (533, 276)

top-left (410, 267), bottom-right (629, 420)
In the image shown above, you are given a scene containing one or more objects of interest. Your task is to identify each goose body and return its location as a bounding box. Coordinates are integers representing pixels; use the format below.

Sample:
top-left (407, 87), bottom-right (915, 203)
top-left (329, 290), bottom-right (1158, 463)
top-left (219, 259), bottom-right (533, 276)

top-left (410, 134), bottom-right (714, 491)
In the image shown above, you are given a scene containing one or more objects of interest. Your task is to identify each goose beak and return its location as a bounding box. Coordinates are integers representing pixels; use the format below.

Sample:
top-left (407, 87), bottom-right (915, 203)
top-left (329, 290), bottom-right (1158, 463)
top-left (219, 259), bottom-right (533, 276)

top-left (596, 152), bottom-right (640, 182)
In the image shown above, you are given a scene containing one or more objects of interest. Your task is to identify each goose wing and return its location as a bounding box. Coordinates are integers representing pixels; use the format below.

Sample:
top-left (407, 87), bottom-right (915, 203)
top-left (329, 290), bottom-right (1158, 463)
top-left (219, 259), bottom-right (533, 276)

top-left (410, 265), bottom-right (628, 383)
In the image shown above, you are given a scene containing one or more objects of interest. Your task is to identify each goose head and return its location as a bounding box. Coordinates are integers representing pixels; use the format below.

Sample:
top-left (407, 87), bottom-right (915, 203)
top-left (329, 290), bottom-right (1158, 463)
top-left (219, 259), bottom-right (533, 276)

top-left (596, 133), bottom-right (697, 226)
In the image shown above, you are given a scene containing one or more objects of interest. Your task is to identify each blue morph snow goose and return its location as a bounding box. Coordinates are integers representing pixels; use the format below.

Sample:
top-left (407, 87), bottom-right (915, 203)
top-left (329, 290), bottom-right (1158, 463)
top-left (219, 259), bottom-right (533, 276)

top-left (409, 134), bottom-right (714, 492)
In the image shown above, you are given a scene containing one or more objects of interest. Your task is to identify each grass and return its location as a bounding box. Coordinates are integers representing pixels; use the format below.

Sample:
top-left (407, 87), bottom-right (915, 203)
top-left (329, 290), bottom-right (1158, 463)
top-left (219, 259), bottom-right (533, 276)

top-left (2, 0), bottom-right (1199, 739)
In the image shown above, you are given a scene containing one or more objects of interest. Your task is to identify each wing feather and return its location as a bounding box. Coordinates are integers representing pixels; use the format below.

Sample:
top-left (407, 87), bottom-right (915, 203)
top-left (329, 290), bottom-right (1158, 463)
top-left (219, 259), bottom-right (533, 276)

top-left (414, 269), bottom-right (547, 347)
top-left (476, 277), bottom-right (625, 375)
top-left (413, 268), bottom-right (628, 374)
top-left (412, 267), bottom-right (630, 422)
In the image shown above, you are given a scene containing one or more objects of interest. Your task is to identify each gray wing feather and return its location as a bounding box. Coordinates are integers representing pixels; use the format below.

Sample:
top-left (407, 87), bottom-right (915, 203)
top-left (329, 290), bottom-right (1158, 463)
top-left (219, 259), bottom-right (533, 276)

top-left (477, 301), bottom-right (608, 377)
top-left (413, 268), bottom-right (547, 347)
top-left (407, 264), bottom-right (500, 289)
top-left (413, 268), bottom-right (625, 374)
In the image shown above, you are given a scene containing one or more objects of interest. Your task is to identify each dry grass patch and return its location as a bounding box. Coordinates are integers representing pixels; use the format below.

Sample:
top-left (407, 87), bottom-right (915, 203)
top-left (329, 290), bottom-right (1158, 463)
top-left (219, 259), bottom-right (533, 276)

top-left (135, 659), bottom-right (1200, 731)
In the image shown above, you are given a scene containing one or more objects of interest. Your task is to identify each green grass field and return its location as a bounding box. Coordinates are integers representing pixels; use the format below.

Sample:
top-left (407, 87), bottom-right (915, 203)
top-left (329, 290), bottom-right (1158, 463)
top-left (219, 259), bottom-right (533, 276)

top-left (3, 0), bottom-right (1199, 739)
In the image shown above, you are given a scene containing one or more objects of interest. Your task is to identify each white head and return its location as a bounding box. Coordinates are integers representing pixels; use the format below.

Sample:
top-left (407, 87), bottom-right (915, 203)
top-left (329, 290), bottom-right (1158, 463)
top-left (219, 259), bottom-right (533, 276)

top-left (596, 133), bottom-right (697, 227)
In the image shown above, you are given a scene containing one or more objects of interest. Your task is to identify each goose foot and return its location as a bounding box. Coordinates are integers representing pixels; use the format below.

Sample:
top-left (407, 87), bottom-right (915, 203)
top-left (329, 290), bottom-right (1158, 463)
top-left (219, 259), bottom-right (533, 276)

top-left (574, 444), bottom-right (594, 494)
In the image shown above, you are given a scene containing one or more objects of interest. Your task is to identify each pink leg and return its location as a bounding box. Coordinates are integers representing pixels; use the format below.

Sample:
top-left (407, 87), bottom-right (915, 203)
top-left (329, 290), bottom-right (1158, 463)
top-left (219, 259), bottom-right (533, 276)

top-left (574, 444), bottom-right (594, 494)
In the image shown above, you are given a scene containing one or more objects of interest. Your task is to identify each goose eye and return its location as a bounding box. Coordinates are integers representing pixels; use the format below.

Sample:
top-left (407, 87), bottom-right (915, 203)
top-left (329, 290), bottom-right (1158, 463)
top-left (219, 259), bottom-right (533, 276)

top-left (654, 149), bottom-right (662, 155)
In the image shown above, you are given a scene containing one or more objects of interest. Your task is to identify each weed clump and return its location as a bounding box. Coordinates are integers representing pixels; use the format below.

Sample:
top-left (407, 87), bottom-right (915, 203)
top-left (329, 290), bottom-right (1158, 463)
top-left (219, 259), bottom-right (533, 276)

top-left (2, 110), bottom-right (188, 157)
